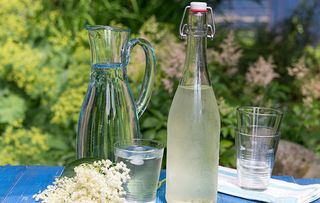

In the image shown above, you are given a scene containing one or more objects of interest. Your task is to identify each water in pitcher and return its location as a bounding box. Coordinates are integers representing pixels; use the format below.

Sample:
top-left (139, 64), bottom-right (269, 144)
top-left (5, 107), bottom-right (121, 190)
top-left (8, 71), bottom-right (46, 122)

top-left (78, 63), bottom-right (138, 160)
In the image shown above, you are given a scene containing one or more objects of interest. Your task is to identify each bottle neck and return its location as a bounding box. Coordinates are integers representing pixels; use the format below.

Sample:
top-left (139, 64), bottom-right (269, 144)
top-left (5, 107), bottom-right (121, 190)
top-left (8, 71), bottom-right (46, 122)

top-left (180, 11), bottom-right (211, 87)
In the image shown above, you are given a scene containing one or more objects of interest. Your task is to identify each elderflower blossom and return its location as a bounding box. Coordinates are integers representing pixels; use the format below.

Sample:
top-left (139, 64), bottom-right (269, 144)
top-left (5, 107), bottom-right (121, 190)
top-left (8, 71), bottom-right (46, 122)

top-left (210, 31), bottom-right (242, 76)
top-left (33, 160), bottom-right (130, 203)
top-left (157, 32), bottom-right (185, 92)
top-left (301, 76), bottom-right (320, 106)
top-left (246, 56), bottom-right (279, 87)
top-left (287, 57), bottom-right (309, 79)
top-left (287, 57), bottom-right (320, 105)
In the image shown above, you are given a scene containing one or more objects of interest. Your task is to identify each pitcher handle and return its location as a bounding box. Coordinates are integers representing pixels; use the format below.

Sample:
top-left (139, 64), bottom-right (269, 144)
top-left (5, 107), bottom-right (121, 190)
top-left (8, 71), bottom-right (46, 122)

top-left (125, 38), bottom-right (156, 118)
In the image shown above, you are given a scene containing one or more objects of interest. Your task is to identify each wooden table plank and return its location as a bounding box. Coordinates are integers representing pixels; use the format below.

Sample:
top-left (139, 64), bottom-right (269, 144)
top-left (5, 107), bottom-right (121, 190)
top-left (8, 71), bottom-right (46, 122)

top-left (1, 166), bottom-right (320, 203)
top-left (0, 166), bottom-right (27, 202)
top-left (1, 166), bottom-right (63, 203)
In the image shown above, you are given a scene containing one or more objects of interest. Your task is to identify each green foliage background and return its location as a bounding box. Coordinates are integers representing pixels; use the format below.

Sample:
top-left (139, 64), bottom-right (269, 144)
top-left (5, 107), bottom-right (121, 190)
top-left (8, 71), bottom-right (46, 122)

top-left (0, 0), bottom-right (319, 167)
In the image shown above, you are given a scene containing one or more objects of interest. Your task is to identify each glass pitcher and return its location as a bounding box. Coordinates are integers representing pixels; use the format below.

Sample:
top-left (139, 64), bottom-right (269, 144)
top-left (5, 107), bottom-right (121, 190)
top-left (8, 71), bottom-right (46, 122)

top-left (77, 25), bottom-right (156, 161)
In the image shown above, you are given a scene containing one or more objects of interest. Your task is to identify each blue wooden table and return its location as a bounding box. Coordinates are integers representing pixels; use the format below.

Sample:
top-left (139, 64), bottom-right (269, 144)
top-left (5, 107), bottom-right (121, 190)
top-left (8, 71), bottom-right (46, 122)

top-left (1, 166), bottom-right (320, 203)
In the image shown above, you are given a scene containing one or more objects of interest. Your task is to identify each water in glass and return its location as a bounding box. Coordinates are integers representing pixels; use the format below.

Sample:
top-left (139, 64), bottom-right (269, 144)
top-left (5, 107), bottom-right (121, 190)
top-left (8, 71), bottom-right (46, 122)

top-left (115, 142), bottom-right (163, 203)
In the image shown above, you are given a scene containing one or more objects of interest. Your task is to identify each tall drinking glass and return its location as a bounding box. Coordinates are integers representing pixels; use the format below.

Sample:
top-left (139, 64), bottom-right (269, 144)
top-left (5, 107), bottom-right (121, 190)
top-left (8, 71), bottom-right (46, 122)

top-left (236, 106), bottom-right (283, 190)
top-left (114, 139), bottom-right (164, 203)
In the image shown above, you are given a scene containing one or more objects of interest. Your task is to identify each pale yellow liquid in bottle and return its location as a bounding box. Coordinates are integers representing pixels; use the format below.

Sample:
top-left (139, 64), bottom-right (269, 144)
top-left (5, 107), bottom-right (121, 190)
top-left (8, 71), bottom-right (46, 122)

top-left (166, 85), bottom-right (220, 203)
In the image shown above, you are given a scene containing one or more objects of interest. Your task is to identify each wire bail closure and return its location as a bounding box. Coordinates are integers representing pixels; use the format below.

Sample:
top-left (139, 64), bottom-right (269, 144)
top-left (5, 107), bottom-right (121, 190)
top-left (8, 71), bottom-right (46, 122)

top-left (179, 5), bottom-right (216, 39)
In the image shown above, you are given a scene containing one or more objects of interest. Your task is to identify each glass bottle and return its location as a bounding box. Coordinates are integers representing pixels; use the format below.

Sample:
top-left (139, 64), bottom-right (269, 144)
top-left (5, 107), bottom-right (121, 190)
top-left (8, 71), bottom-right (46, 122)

top-left (166, 2), bottom-right (220, 202)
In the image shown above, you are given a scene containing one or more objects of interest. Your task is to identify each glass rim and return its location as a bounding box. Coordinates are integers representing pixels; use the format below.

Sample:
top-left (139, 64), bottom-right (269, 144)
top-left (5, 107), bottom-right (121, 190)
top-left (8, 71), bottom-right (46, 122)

top-left (237, 106), bottom-right (283, 116)
top-left (114, 139), bottom-right (164, 154)
top-left (85, 25), bottom-right (130, 33)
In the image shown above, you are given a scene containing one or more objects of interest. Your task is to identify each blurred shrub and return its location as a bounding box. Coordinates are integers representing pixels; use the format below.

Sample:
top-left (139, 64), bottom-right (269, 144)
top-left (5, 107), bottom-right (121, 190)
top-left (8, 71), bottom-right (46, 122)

top-left (0, 126), bottom-right (49, 165)
top-left (0, 0), bottom-right (319, 168)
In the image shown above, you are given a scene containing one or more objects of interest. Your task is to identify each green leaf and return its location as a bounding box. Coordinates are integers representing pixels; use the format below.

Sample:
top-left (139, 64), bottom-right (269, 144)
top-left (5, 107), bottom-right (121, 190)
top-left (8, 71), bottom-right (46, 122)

top-left (0, 89), bottom-right (26, 124)
top-left (221, 128), bottom-right (229, 138)
top-left (143, 129), bottom-right (156, 139)
top-left (62, 158), bottom-right (100, 177)
top-left (142, 117), bottom-right (159, 128)
top-left (149, 109), bottom-right (165, 120)
top-left (47, 135), bottom-right (69, 150)
top-left (221, 139), bottom-right (234, 148)
top-left (155, 129), bottom-right (167, 147)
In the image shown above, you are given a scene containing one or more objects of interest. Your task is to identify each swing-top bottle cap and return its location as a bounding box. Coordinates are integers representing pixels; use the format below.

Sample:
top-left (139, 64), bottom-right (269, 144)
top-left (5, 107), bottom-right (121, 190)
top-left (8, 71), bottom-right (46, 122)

top-left (180, 2), bottom-right (215, 38)
top-left (190, 2), bottom-right (208, 12)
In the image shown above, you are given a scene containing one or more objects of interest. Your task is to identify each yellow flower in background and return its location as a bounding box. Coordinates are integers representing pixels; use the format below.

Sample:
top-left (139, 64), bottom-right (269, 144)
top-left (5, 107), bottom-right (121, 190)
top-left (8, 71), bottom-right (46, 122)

top-left (0, 126), bottom-right (49, 165)
top-left (51, 85), bottom-right (87, 126)
top-left (0, 39), bottom-right (59, 101)
top-left (0, 0), bottom-right (42, 40)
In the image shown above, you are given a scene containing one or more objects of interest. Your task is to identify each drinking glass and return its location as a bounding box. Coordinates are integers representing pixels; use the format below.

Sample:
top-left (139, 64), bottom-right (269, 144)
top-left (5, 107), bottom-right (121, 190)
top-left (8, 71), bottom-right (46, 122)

top-left (114, 139), bottom-right (164, 203)
top-left (236, 106), bottom-right (283, 190)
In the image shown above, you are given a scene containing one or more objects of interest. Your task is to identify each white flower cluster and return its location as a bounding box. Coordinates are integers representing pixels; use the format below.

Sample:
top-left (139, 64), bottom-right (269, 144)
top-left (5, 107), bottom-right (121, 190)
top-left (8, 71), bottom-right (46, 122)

top-left (210, 31), bottom-right (242, 76)
top-left (33, 160), bottom-right (130, 203)
top-left (246, 56), bottom-right (279, 87)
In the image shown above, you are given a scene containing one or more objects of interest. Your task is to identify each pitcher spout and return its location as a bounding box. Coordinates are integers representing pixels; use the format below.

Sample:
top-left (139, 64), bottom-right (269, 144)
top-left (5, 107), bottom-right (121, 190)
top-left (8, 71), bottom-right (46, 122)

top-left (86, 25), bottom-right (130, 66)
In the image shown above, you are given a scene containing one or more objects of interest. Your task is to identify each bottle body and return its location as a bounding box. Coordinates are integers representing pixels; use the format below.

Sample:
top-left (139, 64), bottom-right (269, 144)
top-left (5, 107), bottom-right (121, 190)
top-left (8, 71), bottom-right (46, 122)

top-left (166, 3), bottom-right (221, 202)
top-left (167, 85), bottom-right (220, 202)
